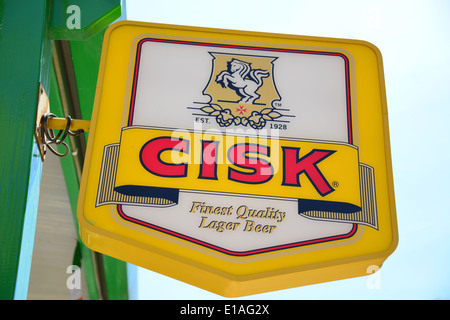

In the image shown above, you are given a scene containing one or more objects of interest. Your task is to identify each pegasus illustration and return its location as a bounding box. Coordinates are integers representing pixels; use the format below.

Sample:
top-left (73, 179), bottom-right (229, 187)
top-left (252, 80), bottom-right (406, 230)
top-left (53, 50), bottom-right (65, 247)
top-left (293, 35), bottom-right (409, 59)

top-left (215, 58), bottom-right (269, 104)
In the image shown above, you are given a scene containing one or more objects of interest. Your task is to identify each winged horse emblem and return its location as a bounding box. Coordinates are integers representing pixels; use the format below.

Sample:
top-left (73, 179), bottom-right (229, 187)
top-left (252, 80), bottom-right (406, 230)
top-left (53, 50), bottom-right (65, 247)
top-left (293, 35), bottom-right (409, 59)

top-left (199, 53), bottom-right (285, 129)
top-left (215, 58), bottom-right (269, 104)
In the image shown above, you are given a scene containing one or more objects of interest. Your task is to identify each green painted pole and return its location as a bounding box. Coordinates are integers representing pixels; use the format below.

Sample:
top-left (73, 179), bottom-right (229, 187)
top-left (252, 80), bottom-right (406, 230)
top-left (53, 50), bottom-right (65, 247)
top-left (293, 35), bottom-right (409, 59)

top-left (0, 0), bottom-right (126, 300)
top-left (0, 0), bottom-right (53, 299)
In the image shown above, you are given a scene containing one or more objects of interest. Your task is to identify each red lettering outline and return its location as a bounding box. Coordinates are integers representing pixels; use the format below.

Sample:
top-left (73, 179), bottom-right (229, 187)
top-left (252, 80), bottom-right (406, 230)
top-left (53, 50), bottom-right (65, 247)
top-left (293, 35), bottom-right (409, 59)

top-left (282, 147), bottom-right (336, 196)
top-left (140, 137), bottom-right (189, 177)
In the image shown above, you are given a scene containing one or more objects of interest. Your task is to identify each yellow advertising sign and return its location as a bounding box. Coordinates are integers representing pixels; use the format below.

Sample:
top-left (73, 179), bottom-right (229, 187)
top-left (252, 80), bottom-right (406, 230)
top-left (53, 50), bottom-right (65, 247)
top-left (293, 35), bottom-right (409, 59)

top-left (78, 21), bottom-right (398, 297)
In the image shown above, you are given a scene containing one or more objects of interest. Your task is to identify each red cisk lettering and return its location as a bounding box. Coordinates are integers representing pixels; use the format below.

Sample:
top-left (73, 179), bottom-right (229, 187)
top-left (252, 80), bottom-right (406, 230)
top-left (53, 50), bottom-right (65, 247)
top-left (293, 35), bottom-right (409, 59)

top-left (228, 143), bottom-right (273, 184)
top-left (139, 137), bottom-right (335, 196)
top-left (140, 137), bottom-right (189, 177)
top-left (198, 141), bottom-right (219, 180)
top-left (281, 147), bottom-right (336, 196)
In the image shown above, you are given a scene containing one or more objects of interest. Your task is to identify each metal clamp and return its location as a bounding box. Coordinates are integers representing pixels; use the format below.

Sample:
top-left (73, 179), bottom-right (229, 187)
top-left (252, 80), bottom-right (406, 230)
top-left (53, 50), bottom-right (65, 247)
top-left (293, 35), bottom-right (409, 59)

top-left (39, 113), bottom-right (85, 157)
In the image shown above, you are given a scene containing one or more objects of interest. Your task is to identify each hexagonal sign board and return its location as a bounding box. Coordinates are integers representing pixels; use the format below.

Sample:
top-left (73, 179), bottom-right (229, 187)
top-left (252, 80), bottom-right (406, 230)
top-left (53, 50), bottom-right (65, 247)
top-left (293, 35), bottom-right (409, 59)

top-left (78, 21), bottom-right (398, 297)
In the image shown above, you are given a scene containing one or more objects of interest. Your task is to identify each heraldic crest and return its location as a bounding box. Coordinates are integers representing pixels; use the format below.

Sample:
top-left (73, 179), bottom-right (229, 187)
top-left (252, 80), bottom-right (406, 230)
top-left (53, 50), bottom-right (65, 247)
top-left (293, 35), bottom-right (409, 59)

top-left (200, 53), bottom-right (285, 129)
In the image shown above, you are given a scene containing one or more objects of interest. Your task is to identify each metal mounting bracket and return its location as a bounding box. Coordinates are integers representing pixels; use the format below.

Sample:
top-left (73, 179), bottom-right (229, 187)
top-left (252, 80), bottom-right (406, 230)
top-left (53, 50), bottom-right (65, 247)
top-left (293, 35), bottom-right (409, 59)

top-left (34, 83), bottom-right (50, 161)
top-left (35, 83), bottom-right (91, 160)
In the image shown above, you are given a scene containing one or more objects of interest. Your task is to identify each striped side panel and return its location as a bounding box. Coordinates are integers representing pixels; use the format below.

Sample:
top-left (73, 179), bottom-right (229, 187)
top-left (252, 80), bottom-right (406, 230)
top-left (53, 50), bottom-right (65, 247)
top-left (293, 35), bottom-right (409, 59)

top-left (96, 144), bottom-right (175, 207)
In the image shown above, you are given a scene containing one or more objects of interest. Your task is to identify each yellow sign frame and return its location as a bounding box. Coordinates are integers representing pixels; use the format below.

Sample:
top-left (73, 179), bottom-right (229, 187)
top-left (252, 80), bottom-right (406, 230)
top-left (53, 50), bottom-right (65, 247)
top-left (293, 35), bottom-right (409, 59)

top-left (78, 21), bottom-right (398, 297)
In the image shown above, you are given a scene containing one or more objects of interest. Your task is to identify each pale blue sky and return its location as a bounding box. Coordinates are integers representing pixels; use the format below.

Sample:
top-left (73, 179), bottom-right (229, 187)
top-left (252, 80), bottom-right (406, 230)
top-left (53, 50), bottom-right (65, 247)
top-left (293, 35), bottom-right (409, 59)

top-left (123, 0), bottom-right (450, 299)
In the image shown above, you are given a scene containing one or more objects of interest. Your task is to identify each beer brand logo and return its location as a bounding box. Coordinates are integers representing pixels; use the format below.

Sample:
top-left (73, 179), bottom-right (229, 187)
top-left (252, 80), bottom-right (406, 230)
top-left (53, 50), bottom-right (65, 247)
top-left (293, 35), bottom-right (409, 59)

top-left (78, 26), bottom-right (397, 297)
top-left (93, 38), bottom-right (380, 256)
top-left (199, 53), bottom-right (288, 129)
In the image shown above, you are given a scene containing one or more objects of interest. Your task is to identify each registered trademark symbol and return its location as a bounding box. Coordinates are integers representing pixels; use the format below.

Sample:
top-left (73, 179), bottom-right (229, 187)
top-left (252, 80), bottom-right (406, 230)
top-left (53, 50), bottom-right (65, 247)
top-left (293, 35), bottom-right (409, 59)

top-left (332, 181), bottom-right (339, 188)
